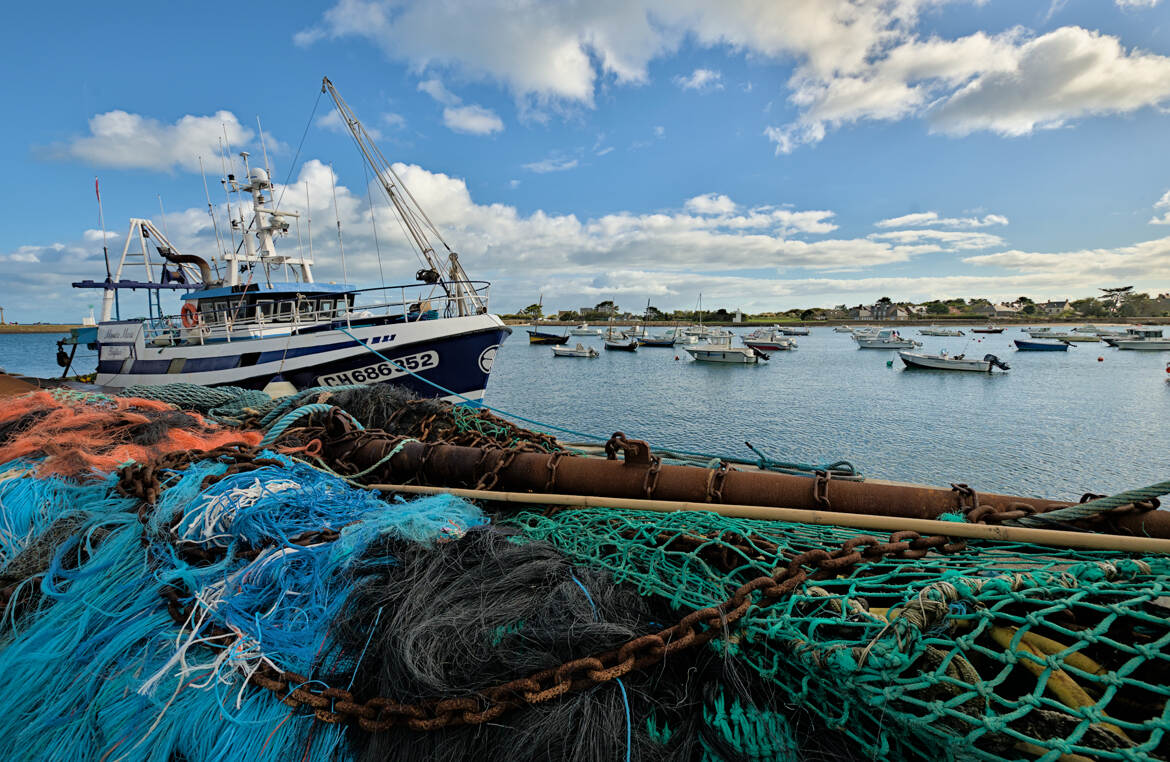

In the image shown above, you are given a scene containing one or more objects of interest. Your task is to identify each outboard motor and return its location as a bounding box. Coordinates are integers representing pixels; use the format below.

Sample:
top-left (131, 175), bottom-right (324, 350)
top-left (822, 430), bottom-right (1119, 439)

top-left (750, 346), bottom-right (770, 361)
top-left (983, 353), bottom-right (1010, 371)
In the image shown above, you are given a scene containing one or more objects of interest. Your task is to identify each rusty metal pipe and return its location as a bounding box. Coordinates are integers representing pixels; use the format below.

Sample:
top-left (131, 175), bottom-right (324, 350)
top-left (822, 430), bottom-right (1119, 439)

top-left (335, 438), bottom-right (1170, 539)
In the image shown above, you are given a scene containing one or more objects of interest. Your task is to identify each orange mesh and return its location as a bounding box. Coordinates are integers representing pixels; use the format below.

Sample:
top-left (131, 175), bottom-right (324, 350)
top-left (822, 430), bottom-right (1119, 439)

top-left (0, 391), bottom-right (262, 480)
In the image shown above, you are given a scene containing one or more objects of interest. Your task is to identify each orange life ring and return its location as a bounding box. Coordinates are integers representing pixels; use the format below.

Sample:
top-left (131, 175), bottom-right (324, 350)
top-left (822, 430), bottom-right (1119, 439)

top-left (181, 302), bottom-right (200, 328)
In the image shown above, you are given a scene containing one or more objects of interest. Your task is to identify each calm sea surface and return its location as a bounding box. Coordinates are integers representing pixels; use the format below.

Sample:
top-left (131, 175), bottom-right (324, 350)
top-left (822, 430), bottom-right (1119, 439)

top-left (3, 327), bottom-right (1167, 500)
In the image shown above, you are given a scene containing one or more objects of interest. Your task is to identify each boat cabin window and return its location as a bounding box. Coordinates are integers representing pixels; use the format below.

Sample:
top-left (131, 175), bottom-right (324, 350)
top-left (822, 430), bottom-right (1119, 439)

top-left (255, 300), bottom-right (273, 322)
top-left (274, 301), bottom-right (294, 322)
top-left (299, 299), bottom-right (316, 318)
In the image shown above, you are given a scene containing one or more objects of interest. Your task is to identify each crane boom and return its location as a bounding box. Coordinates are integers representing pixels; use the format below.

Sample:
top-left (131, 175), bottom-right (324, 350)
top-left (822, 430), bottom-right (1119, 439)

top-left (321, 77), bottom-right (485, 315)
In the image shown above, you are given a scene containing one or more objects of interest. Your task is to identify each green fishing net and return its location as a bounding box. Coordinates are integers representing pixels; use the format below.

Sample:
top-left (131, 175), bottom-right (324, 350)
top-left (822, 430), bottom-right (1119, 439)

top-left (510, 508), bottom-right (1170, 761)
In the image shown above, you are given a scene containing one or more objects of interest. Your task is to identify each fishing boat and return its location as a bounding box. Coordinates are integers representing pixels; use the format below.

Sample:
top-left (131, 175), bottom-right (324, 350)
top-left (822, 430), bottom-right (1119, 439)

top-left (1015, 339), bottom-right (1070, 351)
top-left (742, 330), bottom-right (797, 351)
top-left (918, 325), bottom-right (965, 336)
top-left (569, 322), bottom-right (602, 336)
top-left (778, 326), bottom-right (810, 336)
top-left (853, 329), bottom-right (921, 349)
top-left (551, 343), bottom-right (598, 358)
top-left (603, 339), bottom-right (638, 352)
top-left (68, 79), bottom-right (509, 401)
top-left (971, 325), bottom-right (1004, 334)
top-left (899, 351), bottom-right (1010, 372)
top-left (685, 335), bottom-right (766, 363)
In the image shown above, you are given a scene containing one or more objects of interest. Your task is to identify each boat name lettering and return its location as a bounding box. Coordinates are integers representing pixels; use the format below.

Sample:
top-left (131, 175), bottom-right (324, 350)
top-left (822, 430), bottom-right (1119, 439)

top-left (317, 351), bottom-right (438, 386)
top-left (98, 325), bottom-right (140, 342)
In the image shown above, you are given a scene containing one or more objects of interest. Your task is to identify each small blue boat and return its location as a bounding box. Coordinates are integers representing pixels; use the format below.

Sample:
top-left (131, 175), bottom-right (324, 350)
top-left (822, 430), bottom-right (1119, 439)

top-left (1015, 339), bottom-right (1069, 351)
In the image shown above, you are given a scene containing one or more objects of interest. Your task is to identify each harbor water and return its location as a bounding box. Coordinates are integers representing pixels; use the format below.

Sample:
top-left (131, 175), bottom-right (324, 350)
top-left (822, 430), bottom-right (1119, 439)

top-left (4, 326), bottom-right (1167, 500)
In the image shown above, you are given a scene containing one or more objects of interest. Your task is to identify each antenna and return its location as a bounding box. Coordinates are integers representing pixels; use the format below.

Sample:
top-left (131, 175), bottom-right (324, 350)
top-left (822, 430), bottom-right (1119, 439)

top-left (218, 137), bottom-right (238, 255)
top-left (329, 163), bottom-right (348, 285)
top-left (305, 181), bottom-right (314, 263)
top-left (198, 156), bottom-right (225, 277)
top-left (157, 195), bottom-right (170, 239)
top-left (94, 177), bottom-right (112, 280)
top-left (256, 115), bottom-right (273, 181)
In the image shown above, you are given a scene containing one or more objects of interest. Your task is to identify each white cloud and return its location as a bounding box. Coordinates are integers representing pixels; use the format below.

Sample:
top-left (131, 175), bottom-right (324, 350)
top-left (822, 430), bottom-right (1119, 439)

top-left (654, 125), bottom-right (665, 137)
top-left (931, 27), bottom-right (1170, 137)
top-left (685, 193), bottom-right (737, 215)
top-left (296, 2), bottom-right (1170, 153)
top-left (869, 229), bottom-right (1004, 250)
top-left (1151, 190), bottom-right (1170, 225)
top-left (442, 104), bottom-right (504, 135)
top-left (53, 110), bottom-right (254, 172)
top-left (418, 77), bottom-right (460, 106)
top-left (875, 211), bottom-right (1009, 228)
top-left (675, 68), bottom-right (723, 91)
top-left (1115, 0), bottom-right (1161, 8)
top-left (382, 112), bottom-right (406, 129)
top-left (962, 235), bottom-right (1170, 285)
top-left (418, 76), bottom-right (503, 135)
top-left (523, 156), bottom-right (579, 173)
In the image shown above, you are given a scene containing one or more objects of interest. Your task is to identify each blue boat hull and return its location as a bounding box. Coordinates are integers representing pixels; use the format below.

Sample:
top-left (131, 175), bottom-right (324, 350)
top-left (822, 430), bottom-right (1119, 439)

top-left (1015, 339), bottom-right (1068, 351)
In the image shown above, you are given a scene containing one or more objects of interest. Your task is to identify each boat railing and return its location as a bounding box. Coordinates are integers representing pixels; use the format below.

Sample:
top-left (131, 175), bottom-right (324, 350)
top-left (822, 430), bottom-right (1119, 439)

top-left (141, 280), bottom-right (491, 346)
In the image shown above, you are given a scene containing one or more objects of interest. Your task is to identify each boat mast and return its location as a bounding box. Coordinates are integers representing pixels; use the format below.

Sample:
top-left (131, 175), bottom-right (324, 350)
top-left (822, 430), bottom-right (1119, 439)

top-left (222, 152), bottom-right (310, 286)
top-left (321, 76), bottom-right (486, 315)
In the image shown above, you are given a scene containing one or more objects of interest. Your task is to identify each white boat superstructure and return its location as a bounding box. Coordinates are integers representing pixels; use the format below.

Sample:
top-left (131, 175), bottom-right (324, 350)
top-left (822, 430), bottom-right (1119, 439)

top-left (551, 342), bottom-right (599, 357)
top-left (918, 325), bottom-right (965, 336)
top-left (1113, 327), bottom-right (1170, 350)
top-left (834, 325), bottom-right (854, 333)
top-left (853, 329), bottom-right (921, 349)
top-left (569, 322), bottom-right (602, 336)
top-left (898, 350), bottom-right (1010, 372)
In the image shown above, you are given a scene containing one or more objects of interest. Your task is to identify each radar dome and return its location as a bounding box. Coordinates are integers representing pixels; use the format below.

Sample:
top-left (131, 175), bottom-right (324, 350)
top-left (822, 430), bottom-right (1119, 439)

top-left (249, 167), bottom-right (270, 185)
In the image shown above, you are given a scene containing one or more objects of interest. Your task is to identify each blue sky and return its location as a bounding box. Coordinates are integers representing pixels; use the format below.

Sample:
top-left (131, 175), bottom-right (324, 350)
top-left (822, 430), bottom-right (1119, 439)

top-left (1, 0), bottom-right (1169, 320)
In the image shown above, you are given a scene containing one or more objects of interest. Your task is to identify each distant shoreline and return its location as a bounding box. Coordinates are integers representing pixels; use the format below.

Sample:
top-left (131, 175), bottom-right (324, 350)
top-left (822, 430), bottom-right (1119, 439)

top-left (503, 317), bottom-right (1169, 327)
top-left (0, 325), bottom-right (82, 334)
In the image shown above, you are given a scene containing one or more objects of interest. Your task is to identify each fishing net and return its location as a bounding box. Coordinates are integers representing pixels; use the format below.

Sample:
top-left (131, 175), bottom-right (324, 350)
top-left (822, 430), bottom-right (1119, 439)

top-left (0, 387), bottom-right (1167, 761)
top-left (0, 390), bottom-right (262, 480)
top-left (511, 508), bottom-right (1170, 761)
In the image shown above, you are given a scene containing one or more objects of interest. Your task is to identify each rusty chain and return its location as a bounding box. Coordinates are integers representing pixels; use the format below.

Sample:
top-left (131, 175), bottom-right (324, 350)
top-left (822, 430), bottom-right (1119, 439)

top-left (189, 528), bottom-right (968, 733)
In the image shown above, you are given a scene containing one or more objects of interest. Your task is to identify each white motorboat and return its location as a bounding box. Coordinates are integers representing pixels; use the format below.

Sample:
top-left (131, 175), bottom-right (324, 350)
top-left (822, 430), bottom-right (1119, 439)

top-left (918, 325), bottom-right (965, 336)
top-left (551, 342), bottom-right (598, 358)
top-left (899, 350), bottom-right (1010, 372)
top-left (685, 335), bottom-right (766, 363)
top-left (569, 322), bottom-right (602, 336)
top-left (834, 325), bottom-right (854, 333)
top-left (1114, 338), bottom-right (1170, 350)
top-left (778, 325), bottom-right (809, 336)
top-left (1027, 327), bottom-right (1098, 342)
top-left (742, 330), bottom-right (797, 351)
top-left (1073, 324), bottom-right (1128, 337)
top-left (853, 329), bottom-right (921, 349)
top-left (1103, 327), bottom-right (1162, 346)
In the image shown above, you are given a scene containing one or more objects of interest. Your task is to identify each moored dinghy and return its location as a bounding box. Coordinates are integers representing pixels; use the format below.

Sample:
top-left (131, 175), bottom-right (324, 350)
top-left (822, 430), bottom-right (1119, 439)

top-left (551, 342), bottom-right (599, 358)
top-left (853, 329), bottom-right (921, 349)
top-left (899, 350), bottom-right (1010, 372)
top-left (1015, 339), bottom-right (1070, 351)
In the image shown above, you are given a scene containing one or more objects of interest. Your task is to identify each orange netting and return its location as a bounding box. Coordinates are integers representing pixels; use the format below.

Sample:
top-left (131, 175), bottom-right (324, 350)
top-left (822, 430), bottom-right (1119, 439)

top-left (0, 391), bottom-right (262, 479)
